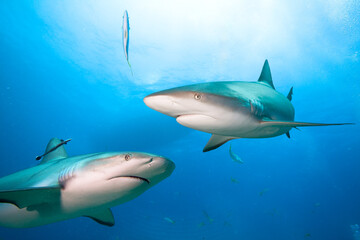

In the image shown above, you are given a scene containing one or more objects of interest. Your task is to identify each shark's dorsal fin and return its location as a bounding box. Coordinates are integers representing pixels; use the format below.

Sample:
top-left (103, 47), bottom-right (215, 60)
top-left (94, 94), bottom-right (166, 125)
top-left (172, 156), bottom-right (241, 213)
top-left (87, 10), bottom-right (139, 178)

top-left (287, 87), bottom-right (293, 101)
top-left (41, 138), bottom-right (68, 164)
top-left (84, 208), bottom-right (115, 227)
top-left (0, 186), bottom-right (61, 209)
top-left (257, 59), bottom-right (275, 89)
top-left (203, 134), bottom-right (236, 152)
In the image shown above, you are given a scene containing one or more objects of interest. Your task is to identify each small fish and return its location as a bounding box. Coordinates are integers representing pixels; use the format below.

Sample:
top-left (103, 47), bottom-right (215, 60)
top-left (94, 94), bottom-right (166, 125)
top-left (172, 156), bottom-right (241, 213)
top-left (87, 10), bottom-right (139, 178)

top-left (230, 177), bottom-right (239, 184)
top-left (223, 221), bottom-right (232, 227)
top-left (36, 138), bottom-right (71, 161)
top-left (266, 208), bottom-right (278, 217)
top-left (164, 217), bottom-right (175, 224)
top-left (122, 10), bottom-right (133, 75)
top-left (229, 144), bottom-right (243, 164)
top-left (202, 210), bottom-right (214, 223)
top-left (304, 233), bottom-right (311, 238)
top-left (259, 188), bottom-right (269, 197)
top-left (311, 202), bottom-right (321, 213)
top-left (198, 221), bottom-right (205, 227)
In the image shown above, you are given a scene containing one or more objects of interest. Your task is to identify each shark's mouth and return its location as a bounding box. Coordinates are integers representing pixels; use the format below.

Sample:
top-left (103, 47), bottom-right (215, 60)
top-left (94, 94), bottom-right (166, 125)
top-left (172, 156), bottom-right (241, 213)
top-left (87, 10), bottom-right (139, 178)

top-left (109, 175), bottom-right (150, 184)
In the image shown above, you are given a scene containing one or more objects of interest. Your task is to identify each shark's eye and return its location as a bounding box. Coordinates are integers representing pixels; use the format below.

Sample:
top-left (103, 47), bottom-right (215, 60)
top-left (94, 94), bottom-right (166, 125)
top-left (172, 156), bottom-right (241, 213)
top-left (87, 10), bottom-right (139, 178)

top-left (194, 93), bottom-right (202, 100)
top-left (125, 154), bottom-right (131, 161)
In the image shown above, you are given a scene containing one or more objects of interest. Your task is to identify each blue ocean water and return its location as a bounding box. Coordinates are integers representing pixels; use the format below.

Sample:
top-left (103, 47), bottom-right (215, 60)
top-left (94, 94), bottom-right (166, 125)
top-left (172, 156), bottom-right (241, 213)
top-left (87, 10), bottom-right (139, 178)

top-left (0, 0), bottom-right (360, 239)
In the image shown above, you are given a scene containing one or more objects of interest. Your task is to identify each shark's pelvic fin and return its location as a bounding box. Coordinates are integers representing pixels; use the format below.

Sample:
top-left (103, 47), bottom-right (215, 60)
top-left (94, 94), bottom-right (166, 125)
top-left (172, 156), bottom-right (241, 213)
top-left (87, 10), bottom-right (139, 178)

top-left (84, 208), bottom-right (115, 227)
top-left (41, 138), bottom-right (68, 164)
top-left (260, 120), bottom-right (354, 127)
top-left (287, 87), bottom-right (293, 101)
top-left (257, 59), bottom-right (275, 89)
top-left (203, 134), bottom-right (236, 152)
top-left (0, 186), bottom-right (61, 209)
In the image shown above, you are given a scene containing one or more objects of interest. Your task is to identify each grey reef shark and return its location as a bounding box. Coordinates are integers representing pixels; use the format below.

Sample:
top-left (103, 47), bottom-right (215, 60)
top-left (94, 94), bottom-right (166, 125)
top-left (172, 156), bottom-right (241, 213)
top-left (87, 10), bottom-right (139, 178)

top-left (144, 60), bottom-right (353, 152)
top-left (0, 138), bottom-right (175, 228)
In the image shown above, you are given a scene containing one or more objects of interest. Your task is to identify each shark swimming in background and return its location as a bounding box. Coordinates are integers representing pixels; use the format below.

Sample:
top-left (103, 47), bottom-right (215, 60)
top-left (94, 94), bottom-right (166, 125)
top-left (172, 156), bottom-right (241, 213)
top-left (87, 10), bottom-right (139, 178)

top-left (144, 60), bottom-right (352, 152)
top-left (229, 144), bottom-right (243, 164)
top-left (122, 10), bottom-right (133, 75)
top-left (0, 138), bottom-right (175, 228)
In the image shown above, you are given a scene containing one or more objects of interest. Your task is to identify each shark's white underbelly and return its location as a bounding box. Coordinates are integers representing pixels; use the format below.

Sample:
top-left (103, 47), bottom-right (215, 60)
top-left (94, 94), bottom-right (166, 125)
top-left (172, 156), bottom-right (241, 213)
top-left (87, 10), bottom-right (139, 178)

top-left (0, 176), bottom-right (148, 228)
top-left (176, 111), bottom-right (292, 138)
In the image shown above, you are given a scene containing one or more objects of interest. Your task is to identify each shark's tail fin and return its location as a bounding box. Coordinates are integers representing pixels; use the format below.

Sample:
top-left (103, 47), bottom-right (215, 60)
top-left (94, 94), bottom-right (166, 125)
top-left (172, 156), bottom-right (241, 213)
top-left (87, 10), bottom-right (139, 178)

top-left (127, 60), bottom-right (133, 76)
top-left (261, 120), bottom-right (354, 127)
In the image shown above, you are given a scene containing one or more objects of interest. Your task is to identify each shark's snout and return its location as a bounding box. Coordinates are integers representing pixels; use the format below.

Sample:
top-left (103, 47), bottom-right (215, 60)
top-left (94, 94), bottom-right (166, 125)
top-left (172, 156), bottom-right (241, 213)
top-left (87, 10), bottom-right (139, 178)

top-left (144, 93), bottom-right (184, 117)
top-left (143, 93), bottom-right (168, 110)
top-left (145, 156), bottom-right (175, 185)
top-left (153, 156), bottom-right (175, 175)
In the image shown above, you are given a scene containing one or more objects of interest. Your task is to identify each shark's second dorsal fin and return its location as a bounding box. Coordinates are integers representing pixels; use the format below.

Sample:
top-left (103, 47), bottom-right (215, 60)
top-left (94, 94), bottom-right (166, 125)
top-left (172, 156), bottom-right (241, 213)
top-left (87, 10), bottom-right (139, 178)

top-left (41, 138), bottom-right (68, 164)
top-left (257, 59), bottom-right (275, 89)
top-left (287, 87), bottom-right (293, 101)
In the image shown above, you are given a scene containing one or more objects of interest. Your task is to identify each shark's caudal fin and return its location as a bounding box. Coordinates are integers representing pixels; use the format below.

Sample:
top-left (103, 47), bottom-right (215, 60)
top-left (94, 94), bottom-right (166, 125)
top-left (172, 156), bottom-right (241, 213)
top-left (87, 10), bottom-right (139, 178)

top-left (203, 134), bottom-right (236, 152)
top-left (260, 120), bottom-right (354, 127)
top-left (127, 60), bottom-right (133, 76)
top-left (257, 59), bottom-right (275, 89)
top-left (287, 87), bottom-right (293, 101)
top-left (39, 138), bottom-right (69, 164)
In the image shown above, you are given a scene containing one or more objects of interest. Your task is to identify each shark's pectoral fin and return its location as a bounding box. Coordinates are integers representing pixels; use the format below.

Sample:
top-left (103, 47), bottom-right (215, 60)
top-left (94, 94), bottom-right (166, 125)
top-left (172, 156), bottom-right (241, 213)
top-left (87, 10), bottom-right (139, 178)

top-left (203, 135), bottom-right (236, 152)
top-left (260, 120), bottom-right (354, 127)
top-left (0, 186), bottom-right (61, 209)
top-left (84, 208), bottom-right (115, 227)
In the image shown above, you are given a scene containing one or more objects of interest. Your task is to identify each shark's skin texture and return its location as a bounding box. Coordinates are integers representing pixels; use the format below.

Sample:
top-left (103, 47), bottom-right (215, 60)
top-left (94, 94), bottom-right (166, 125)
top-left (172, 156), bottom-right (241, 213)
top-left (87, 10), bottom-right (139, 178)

top-left (144, 60), bottom-right (352, 152)
top-left (0, 138), bottom-right (175, 228)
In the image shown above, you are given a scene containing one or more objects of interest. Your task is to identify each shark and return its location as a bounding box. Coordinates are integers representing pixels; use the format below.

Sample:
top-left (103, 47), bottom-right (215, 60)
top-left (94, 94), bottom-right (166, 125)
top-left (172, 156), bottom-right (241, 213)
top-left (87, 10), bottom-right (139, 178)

top-left (0, 138), bottom-right (175, 228)
top-left (229, 144), bottom-right (243, 164)
top-left (122, 10), bottom-right (133, 75)
top-left (144, 60), bottom-right (352, 152)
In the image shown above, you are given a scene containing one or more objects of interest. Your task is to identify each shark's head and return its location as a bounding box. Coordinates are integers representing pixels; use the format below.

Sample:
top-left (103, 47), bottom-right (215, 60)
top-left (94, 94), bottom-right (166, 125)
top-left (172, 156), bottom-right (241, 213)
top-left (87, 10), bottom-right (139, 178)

top-left (64, 152), bottom-right (175, 209)
top-left (143, 83), bottom-right (253, 135)
top-left (83, 152), bottom-right (175, 187)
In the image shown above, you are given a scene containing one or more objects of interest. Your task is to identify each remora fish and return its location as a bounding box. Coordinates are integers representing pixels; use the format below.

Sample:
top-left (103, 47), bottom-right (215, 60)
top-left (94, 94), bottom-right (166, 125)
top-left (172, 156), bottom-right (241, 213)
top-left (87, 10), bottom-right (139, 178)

top-left (144, 60), bottom-right (353, 152)
top-left (202, 210), bottom-right (214, 223)
top-left (230, 177), bottom-right (239, 184)
top-left (229, 144), bottom-right (243, 164)
top-left (0, 138), bottom-right (175, 228)
top-left (122, 10), bottom-right (133, 75)
top-left (163, 217), bottom-right (175, 224)
top-left (35, 138), bottom-right (71, 160)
